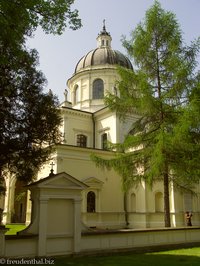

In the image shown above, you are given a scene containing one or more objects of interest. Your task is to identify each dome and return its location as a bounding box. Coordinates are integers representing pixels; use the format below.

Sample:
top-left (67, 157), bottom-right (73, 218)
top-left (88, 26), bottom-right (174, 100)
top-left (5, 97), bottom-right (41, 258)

top-left (74, 21), bottom-right (133, 73)
top-left (75, 48), bottom-right (133, 73)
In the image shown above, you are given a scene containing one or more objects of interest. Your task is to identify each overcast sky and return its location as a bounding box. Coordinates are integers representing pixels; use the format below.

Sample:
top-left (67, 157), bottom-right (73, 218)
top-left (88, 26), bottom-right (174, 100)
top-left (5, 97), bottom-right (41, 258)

top-left (26, 0), bottom-right (200, 102)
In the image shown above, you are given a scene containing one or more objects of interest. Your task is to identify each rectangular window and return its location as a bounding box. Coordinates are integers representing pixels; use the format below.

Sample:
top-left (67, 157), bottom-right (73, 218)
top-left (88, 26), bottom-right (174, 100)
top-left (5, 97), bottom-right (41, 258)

top-left (77, 134), bottom-right (87, 147)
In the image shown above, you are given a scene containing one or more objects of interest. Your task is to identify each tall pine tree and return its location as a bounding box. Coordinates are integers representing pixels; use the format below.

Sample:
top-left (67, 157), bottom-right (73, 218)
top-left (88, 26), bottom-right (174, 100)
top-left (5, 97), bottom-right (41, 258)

top-left (92, 1), bottom-right (200, 227)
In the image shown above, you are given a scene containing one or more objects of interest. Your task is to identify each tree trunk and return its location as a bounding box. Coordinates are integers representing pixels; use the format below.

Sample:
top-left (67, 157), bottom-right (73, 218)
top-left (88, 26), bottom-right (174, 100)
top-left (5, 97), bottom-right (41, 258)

top-left (163, 163), bottom-right (171, 227)
top-left (156, 45), bottom-right (171, 227)
top-left (124, 192), bottom-right (129, 228)
top-left (0, 169), bottom-right (6, 224)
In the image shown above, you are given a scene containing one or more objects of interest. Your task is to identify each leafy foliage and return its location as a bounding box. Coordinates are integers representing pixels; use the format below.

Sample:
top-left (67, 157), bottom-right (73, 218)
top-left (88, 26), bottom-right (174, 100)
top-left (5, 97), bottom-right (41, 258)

top-left (0, 0), bottom-right (81, 187)
top-left (91, 151), bottom-right (143, 192)
top-left (0, 0), bottom-right (81, 41)
top-left (171, 76), bottom-right (200, 187)
top-left (0, 45), bottom-right (62, 182)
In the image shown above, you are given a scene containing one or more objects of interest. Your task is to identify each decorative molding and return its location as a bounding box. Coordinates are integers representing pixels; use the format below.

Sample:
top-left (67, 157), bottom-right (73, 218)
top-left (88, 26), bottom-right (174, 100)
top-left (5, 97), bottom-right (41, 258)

top-left (61, 107), bottom-right (92, 118)
top-left (73, 128), bottom-right (92, 135)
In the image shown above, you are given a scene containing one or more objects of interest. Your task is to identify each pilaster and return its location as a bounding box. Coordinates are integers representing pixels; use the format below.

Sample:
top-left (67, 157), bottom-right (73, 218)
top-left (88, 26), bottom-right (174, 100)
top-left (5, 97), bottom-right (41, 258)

top-left (73, 198), bottom-right (82, 253)
top-left (38, 198), bottom-right (48, 256)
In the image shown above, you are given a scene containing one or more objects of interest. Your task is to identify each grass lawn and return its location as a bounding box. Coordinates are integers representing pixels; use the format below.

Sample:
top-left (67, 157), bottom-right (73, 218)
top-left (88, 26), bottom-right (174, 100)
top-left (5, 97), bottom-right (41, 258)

top-left (53, 247), bottom-right (200, 266)
top-left (5, 224), bottom-right (27, 235)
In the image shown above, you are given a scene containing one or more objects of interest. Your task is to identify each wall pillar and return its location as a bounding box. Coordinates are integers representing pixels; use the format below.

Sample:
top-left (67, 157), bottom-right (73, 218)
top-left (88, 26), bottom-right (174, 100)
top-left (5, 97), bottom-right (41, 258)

top-left (73, 199), bottom-right (82, 253)
top-left (25, 190), bottom-right (32, 225)
top-left (38, 198), bottom-right (48, 257)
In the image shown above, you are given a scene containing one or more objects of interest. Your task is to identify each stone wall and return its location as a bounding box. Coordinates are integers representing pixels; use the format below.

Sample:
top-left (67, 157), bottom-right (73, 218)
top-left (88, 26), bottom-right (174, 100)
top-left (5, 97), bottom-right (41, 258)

top-left (1, 227), bottom-right (200, 258)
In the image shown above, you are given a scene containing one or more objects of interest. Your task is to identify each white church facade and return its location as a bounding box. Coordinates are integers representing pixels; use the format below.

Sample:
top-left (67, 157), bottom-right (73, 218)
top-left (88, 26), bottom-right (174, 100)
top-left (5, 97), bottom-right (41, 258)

top-left (2, 24), bottom-right (200, 228)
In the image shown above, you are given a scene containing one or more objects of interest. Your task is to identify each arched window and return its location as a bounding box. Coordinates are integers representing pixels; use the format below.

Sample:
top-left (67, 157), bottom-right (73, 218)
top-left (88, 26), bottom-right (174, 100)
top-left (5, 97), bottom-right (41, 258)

top-left (77, 134), bottom-right (87, 147)
top-left (101, 133), bottom-right (107, 150)
top-left (155, 192), bottom-right (164, 212)
top-left (74, 85), bottom-right (79, 104)
top-left (92, 79), bottom-right (104, 99)
top-left (87, 191), bottom-right (96, 212)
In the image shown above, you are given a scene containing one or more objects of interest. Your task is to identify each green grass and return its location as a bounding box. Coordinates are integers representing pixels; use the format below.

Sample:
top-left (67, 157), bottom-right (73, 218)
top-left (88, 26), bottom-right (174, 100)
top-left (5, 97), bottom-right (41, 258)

top-left (5, 224), bottom-right (27, 235)
top-left (53, 247), bottom-right (200, 266)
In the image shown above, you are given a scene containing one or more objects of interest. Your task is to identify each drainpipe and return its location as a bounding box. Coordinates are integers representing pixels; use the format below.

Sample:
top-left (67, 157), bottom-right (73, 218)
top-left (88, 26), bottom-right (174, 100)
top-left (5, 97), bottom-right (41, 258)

top-left (92, 113), bottom-right (95, 149)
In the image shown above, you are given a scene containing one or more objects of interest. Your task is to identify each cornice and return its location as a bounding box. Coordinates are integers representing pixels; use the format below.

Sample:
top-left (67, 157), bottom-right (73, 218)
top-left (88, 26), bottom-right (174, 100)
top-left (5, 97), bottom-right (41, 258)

top-left (61, 107), bottom-right (92, 118)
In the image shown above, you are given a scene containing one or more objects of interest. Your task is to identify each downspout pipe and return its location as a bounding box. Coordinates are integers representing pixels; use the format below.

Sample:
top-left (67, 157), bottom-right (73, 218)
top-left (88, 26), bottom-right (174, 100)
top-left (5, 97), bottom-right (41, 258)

top-left (92, 113), bottom-right (95, 149)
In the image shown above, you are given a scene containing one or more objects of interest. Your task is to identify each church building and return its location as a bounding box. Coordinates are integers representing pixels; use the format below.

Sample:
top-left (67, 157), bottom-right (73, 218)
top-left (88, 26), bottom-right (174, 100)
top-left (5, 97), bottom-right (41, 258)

top-left (2, 23), bottom-right (200, 228)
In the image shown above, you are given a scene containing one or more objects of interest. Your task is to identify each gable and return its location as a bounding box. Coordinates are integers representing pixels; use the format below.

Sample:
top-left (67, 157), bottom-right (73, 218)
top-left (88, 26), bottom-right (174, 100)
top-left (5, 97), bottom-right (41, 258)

top-left (28, 172), bottom-right (88, 190)
top-left (83, 177), bottom-right (104, 189)
top-left (43, 176), bottom-right (83, 189)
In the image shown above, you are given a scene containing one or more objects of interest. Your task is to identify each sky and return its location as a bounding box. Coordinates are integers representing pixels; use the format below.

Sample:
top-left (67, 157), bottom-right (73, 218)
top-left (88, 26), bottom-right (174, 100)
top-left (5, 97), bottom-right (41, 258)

top-left (26, 0), bottom-right (200, 102)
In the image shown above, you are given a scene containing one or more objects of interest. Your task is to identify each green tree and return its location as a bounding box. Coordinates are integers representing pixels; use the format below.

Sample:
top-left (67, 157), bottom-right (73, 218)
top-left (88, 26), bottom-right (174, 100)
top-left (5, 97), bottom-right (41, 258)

top-left (92, 1), bottom-right (200, 227)
top-left (0, 0), bottom-right (81, 40)
top-left (0, 47), bottom-right (62, 183)
top-left (0, 0), bottom-right (81, 194)
top-left (172, 76), bottom-right (200, 186)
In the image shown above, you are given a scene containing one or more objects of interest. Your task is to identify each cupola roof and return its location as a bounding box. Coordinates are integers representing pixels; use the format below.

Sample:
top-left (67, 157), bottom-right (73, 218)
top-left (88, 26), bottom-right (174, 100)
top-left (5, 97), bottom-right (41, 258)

top-left (74, 21), bottom-right (133, 73)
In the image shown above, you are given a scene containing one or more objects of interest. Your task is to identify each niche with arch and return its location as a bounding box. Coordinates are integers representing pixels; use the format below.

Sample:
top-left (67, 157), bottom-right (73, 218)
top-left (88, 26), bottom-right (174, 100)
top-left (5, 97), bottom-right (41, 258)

top-left (155, 192), bottom-right (164, 212)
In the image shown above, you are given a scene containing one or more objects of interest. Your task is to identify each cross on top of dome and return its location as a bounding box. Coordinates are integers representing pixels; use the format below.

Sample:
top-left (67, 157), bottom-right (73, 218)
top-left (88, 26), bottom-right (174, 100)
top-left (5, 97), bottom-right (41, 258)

top-left (98, 19), bottom-right (111, 36)
top-left (97, 20), bottom-right (112, 48)
top-left (101, 19), bottom-right (110, 35)
top-left (103, 19), bottom-right (106, 31)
